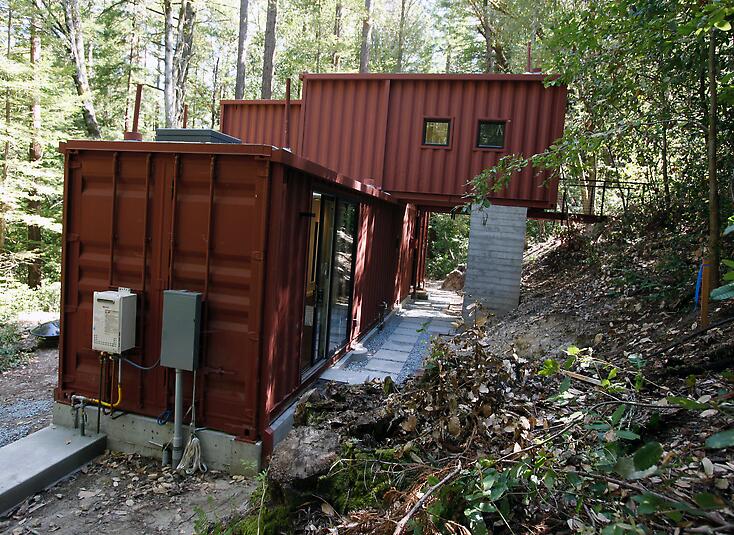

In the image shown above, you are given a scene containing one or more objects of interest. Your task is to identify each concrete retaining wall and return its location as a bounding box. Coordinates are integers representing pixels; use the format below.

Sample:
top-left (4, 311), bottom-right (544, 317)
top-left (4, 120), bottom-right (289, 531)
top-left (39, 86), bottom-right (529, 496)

top-left (463, 204), bottom-right (527, 314)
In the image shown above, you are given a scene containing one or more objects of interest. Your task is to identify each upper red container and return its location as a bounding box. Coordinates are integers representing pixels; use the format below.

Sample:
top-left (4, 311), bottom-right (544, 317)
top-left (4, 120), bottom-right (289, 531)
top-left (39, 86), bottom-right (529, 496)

top-left (220, 73), bottom-right (567, 210)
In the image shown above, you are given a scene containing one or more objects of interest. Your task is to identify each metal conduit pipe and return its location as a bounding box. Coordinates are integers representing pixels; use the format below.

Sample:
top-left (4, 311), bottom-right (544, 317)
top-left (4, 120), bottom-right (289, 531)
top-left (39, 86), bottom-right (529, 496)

top-left (71, 355), bottom-right (122, 436)
top-left (172, 368), bottom-right (184, 468)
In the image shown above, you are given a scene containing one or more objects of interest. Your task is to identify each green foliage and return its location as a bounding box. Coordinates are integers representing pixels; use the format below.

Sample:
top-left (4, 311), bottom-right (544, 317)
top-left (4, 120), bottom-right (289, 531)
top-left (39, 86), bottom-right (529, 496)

top-left (704, 428), bottom-right (734, 449)
top-left (0, 322), bottom-right (29, 373)
top-left (426, 213), bottom-right (469, 279)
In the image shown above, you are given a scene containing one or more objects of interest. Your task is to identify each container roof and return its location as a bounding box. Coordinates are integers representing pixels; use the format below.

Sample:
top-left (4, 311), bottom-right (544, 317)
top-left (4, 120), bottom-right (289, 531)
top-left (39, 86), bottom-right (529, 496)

top-left (59, 140), bottom-right (396, 204)
top-left (300, 72), bottom-right (558, 83)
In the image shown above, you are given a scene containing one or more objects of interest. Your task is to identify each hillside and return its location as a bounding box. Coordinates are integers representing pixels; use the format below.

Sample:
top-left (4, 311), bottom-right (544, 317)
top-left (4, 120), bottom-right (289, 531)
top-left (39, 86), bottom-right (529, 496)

top-left (218, 220), bottom-right (734, 534)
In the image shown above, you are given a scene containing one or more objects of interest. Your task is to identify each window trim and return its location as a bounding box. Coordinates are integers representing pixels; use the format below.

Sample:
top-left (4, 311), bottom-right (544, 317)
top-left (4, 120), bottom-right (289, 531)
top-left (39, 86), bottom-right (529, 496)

top-left (474, 118), bottom-right (509, 152)
top-left (421, 117), bottom-right (453, 149)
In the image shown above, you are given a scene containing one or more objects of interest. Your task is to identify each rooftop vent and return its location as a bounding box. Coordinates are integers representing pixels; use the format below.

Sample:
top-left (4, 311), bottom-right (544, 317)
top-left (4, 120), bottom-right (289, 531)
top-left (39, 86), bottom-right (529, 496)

top-left (155, 128), bottom-right (241, 144)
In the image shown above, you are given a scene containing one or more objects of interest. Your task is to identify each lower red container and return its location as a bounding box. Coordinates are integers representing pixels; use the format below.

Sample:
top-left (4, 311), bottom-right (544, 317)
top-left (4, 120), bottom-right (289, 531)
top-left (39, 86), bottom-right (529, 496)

top-left (57, 141), bottom-right (417, 447)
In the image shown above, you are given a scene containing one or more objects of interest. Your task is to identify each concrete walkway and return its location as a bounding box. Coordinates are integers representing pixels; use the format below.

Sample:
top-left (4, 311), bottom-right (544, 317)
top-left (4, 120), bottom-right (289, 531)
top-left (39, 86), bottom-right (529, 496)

top-left (321, 285), bottom-right (462, 384)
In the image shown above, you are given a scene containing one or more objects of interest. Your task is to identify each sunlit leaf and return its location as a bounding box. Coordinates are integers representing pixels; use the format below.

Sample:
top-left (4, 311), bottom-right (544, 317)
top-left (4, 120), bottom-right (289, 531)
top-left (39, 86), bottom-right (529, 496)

top-left (705, 428), bottom-right (734, 449)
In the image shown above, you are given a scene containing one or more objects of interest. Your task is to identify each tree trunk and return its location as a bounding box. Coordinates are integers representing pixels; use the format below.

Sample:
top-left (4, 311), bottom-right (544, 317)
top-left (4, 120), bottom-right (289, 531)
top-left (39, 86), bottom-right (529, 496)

top-left (211, 56), bottom-right (220, 128)
top-left (332, 1), bottom-right (342, 70)
top-left (396, 0), bottom-right (406, 72)
top-left (173, 0), bottom-right (196, 124)
top-left (493, 40), bottom-right (507, 72)
top-left (27, 14), bottom-right (42, 288)
top-left (661, 118), bottom-right (670, 211)
top-left (359, 0), bottom-right (372, 73)
top-left (234, 0), bottom-right (249, 99)
top-left (445, 43), bottom-right (452, 73)
top-left (61, 0), bottom-right (101, 138)
top-left (163, 0), bottom-right (175, 126)
top-left (707, 27), bottom-right (720, 288)
top-left (123, 0), bottom-right (139, 132)
top-left (315, 0), bottom-right (322, 73)
top-left (261, 0), bottom-right (278, 99)
top-left (1, 1), bottom-right (11, 253)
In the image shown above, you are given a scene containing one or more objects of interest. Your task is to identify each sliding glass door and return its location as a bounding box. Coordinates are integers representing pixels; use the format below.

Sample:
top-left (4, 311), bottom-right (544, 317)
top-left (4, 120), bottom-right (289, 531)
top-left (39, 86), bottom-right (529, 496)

top-left (301, 192), bottom-right (358, 374)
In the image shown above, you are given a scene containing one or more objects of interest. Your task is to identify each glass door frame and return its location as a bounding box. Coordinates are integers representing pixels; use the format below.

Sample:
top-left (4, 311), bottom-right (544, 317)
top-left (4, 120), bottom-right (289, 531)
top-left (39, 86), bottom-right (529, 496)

top-left (301, 190), bottom-right (360, 377)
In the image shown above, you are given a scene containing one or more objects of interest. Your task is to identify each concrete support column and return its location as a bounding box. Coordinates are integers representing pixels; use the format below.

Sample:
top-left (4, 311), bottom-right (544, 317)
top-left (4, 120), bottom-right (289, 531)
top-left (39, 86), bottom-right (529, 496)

top-left (463, 204), bottom-right (527, 315)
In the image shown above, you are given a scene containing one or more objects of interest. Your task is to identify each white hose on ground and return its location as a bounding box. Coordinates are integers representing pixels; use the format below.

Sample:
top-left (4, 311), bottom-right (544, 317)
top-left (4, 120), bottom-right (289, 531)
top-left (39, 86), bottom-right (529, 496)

top-left (176, 370), bottom-right (208, 474)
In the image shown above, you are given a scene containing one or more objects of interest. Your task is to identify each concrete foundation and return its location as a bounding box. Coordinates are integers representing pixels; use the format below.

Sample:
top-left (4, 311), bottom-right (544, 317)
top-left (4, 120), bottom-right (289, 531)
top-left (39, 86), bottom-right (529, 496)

top-left (463, 204), bottom-right (527, 315)
top-left (0, 425), bottom-right (106, 515)
top-left (52, 402), bottom-right (261, 476)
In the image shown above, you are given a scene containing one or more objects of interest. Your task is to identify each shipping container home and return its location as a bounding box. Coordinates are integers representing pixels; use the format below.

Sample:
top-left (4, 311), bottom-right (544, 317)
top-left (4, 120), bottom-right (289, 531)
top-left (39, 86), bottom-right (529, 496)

top-left (55, 140), bottom-right (416, 458)
top-left (220, 73), bottom-right (567, 210)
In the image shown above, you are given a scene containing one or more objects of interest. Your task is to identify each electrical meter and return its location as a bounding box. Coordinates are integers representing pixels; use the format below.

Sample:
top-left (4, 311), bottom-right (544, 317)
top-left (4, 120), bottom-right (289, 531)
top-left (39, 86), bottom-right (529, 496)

top-left (92, 288), bottom-right (137, 353)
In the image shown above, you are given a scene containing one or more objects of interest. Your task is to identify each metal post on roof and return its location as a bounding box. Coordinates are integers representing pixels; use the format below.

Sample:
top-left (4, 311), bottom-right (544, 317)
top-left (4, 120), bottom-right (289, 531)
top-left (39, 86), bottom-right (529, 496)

top-left (283, 78), bottom-right (292, 149)
top-left (124, 83), bottom-right (144, 141)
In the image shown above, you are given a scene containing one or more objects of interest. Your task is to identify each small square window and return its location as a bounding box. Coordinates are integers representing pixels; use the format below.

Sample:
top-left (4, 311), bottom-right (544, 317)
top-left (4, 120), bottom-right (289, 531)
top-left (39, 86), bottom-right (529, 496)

top-left (423, 119), bottom-right (451, 146)
top-left (477, 120), bottom-right (505, 149)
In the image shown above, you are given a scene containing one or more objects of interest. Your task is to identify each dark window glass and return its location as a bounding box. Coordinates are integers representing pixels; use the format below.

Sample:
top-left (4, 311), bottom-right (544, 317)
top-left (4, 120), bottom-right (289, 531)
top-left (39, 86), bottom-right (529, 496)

top-left (477, 120), bottom-right (505, 148)
top-left (423, 119), bottom-right (451, 146)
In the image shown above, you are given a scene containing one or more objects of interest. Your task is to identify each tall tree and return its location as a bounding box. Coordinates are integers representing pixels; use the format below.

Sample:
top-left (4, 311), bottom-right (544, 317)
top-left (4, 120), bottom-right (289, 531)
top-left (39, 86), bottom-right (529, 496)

top-left (465, 0), bottom-right (507, 73)
top-left (332, 0), bottom-right (342, 70)
top-left (123, 0), bottom-right (140, 132)
top-left (43, 0), bottom-right (101, 138)
top-left (234, 0), bottom-right (249, 99)
top-left (359, 0), bottom-right (372, 72)
top-left (396, 0), bottom-right (408, 72)
top-left (163, 0), bottom-right (174, 126)
top-left (27, 12), bottom-right (42, 288)
top-left (163, 0), bottom-right (196, 126)
top-left (261, 0), bottom-right (278, 99)
top-left (1, 0), bottom-right (10, 253)
top-left (707, 27), bottom-right (720, 287)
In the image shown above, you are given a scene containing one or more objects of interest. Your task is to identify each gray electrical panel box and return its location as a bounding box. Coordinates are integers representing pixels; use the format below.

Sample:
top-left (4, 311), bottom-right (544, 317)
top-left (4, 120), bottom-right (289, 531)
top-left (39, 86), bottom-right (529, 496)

top-left (160, 290), bottom-right (202, 371)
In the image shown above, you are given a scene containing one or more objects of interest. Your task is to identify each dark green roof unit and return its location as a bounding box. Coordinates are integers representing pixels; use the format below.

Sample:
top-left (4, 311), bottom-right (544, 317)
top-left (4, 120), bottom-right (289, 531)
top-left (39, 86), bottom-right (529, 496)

top-left (155, 128), bottom-right (241, 144)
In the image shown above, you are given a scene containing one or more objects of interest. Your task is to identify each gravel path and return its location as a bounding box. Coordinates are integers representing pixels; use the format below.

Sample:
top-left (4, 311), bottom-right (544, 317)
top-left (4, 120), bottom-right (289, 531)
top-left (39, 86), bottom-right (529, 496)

top-left (0, 347), bottom-right (58, 448)
top-left (343, 284), bottom-right (462, 383)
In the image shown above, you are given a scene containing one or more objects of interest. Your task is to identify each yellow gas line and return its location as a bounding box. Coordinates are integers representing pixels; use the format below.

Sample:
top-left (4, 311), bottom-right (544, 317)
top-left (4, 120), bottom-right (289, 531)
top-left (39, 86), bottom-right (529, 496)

top-left (87, 356), bottom-right (123, 408)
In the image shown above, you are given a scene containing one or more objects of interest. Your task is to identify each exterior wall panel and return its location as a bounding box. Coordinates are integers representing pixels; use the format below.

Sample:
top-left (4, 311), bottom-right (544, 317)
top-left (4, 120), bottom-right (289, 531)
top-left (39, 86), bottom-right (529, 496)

top-left (57, 141), bottom-right (412, 447)
top-left (259, 165), bottom-right (312, 426)
top-left (298, 78), bottom-right (389, 183)
top-left (220, 100), bottom-right (301, 148)
top-left (298, 74), bottom-right (566, 209)
top-left (57, 147), bottom-right (270, 439)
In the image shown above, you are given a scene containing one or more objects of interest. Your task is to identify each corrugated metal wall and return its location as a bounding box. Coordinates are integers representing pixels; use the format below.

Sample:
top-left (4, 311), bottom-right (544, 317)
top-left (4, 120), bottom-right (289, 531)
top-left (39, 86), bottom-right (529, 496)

top-left (298, 78), bottom-right (389, 183)
top-left (219, 75), bottom-right (566, 209)
top-left (220, 100), bottom-right (301, 148)
top-left (259, 164), bottom-right (312, 427)
top-left (58, 147), bottom-right (270, 439)
top-left (352, 199), bottom-right (402, 338)
top-left (381, 77), bottom-right (566, 207)
top-left (297, 74), bottom-right (566, 209)
top-left (58, 142), bottom-right (413, 444)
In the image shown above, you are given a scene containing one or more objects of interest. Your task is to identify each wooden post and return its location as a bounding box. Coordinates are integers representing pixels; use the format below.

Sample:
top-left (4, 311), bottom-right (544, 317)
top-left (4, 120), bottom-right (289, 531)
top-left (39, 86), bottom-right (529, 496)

top-left (700, 258), bottom-right (711, 328)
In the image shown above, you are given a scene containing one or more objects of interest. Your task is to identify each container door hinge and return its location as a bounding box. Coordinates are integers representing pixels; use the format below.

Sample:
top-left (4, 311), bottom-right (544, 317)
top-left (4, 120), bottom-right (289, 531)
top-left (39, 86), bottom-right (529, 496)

top-left (248, 332), bottom-right (260, 342)
top-left (252, 251), bottom-right (264, 262)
